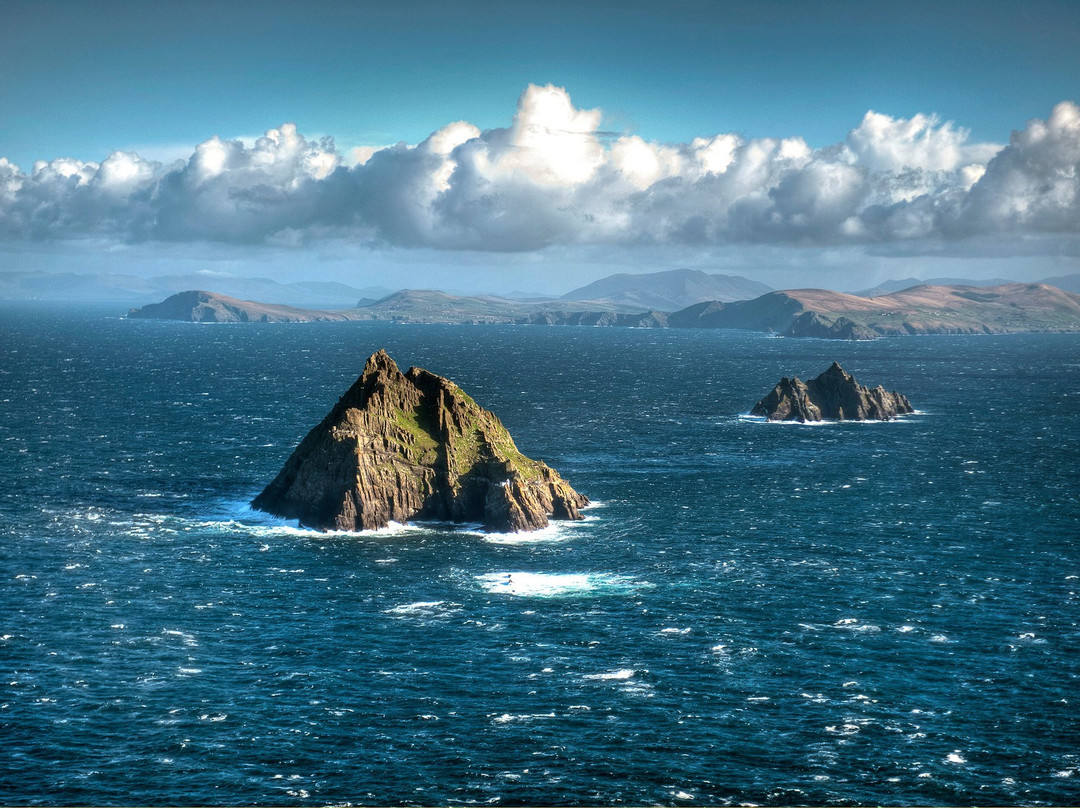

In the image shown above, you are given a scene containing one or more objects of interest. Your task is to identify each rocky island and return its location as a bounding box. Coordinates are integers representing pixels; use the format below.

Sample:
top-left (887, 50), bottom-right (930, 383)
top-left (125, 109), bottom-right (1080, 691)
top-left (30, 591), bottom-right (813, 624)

top-left (252, 350), bottom-right (588, 532)
top-left (751, 362), bottom-right (914, 422)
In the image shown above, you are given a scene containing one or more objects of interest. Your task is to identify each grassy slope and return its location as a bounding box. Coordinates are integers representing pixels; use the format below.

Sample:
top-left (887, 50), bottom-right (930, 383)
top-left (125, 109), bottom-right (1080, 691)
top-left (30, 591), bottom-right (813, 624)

top-left (782, 283), bottom-right (1080, 335)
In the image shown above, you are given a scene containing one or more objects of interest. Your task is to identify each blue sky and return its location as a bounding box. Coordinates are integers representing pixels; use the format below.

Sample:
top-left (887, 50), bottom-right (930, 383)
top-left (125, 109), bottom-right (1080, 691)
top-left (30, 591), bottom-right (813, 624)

top-left (2, 0), bottom-right (1079, 293)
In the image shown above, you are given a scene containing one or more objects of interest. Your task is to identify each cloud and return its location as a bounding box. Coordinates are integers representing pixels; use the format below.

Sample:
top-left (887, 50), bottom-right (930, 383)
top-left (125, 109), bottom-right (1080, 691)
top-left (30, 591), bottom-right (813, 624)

top-left (493, 82), bottom-right (605, 187)
top-left (151, 124), bottom-right (343, 242)
top-left (1, 85), bottom-right (1078, 255)
top-left (0, 158), bottom-right (25, 205)
top-left (0, 152), bottom-right (157, 239)
top-left (846, 110), bottom-right (997, 172)
top-left (958, 100), bottom-right (1080, 235)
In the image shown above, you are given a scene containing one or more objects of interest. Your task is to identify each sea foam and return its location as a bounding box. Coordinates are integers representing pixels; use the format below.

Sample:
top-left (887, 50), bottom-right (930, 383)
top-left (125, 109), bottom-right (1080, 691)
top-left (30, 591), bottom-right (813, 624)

top-left (475, 571), bottom-right (649, 598)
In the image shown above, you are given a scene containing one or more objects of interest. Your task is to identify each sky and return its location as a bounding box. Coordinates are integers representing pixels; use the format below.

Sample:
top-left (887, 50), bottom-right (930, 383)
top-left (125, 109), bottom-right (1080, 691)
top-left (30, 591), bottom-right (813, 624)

top-left (2, 0), bottom-right (1079, 294)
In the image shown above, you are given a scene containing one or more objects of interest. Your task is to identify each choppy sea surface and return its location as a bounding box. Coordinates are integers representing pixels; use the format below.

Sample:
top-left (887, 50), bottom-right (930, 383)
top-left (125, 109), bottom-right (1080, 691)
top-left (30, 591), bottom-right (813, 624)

top-left (2, 303), bottom-right (1079, 806)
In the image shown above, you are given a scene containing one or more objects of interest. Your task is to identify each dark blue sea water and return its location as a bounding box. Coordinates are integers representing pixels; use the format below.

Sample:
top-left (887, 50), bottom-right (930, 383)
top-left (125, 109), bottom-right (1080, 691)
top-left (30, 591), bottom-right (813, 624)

top-left (2, 304), bottom-right (1079, 806)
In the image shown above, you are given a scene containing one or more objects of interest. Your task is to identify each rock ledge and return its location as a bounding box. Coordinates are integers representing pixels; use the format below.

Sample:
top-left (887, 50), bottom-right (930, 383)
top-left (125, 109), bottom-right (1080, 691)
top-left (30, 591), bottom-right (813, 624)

top-left (252, 350), bottom-right (587, 532)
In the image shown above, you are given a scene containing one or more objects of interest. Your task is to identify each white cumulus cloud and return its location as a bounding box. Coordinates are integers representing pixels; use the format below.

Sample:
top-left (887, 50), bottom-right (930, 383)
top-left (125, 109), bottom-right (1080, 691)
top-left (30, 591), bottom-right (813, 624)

top-left (959, 100), bottom-right (1080, 234)
top-left (847, 110), bottom-right (996, 172)
top-left (1, 85), bottom-right (1078, 256)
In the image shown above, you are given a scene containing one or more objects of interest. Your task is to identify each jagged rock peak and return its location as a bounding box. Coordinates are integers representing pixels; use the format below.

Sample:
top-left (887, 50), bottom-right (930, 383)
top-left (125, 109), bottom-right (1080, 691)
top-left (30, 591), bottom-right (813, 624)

top-left (750, 362), bottom-right (913, 422)
top-left (252, 351), bottom-right (588, 533)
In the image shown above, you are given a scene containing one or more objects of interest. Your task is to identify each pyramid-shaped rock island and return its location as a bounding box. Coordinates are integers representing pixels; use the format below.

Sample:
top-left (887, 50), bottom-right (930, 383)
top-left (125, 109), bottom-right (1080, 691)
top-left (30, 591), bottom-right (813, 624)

top-left (751, 362), bottom-right (913, 422)
top-left (252, 350), bottom-right (588, 532)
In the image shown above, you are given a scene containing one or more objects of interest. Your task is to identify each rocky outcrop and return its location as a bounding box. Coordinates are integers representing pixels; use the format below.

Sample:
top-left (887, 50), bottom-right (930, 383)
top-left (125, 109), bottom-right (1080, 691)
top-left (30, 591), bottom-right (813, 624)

top-left (783, 312), bottom-right (878, 340)
top-left (252, 350), bottom-right (588, 532)
top-left (751, 362), bottom-right (914, 422)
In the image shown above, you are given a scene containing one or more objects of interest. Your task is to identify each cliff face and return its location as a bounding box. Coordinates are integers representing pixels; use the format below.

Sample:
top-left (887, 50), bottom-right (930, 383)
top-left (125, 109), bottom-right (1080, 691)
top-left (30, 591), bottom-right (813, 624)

top-left (751, 362), bottom-right (914, 422)
top-left (783, 312), bottom-right (878, 340)
top-left (252, 351), bottom-right (588, 532)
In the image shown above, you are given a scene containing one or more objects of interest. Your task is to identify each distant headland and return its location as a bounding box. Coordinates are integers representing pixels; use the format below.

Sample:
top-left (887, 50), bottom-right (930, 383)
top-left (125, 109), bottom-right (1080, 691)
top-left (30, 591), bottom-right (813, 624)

top-left (124, 269), bottom-right (1080, 340)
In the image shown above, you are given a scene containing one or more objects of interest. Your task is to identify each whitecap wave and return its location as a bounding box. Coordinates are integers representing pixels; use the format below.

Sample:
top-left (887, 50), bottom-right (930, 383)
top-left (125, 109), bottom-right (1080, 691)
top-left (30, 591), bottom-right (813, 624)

top-left (186, 510), bottom-right (426, 540)
top-left (482, 522), bottom-right (577, 545)
top-left (481, 510), bottom-right (601, 544)
top-left (475, 571), bottom-right (650, 598)
top-left (161, 628), bottom-right (198, 647)
top-left (109, 495), bottom-right (602, 545)
top-left (581, 668), bottom-right (654, 696)
top-left (491, 711), bottom-right (557, 724)
top-left (737, 414), bottom-right (830, 426)
top-left (180, 498), bottom-right (434, 539)
top-left (832, 617), bottom-right (881, 632)
top-left (737, 413), bottom-right (919, 426)
top-left (826, 724), bottom-right (862, 736)
top-left (385, 601), bottom-right (453, 615)
top-left (583, 668), bottom-right (637, 681)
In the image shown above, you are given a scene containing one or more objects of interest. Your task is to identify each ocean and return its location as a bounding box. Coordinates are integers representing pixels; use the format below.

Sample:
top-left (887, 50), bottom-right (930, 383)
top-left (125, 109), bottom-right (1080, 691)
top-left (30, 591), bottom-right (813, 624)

top-left (2, 304), bottom-right (1079, 806)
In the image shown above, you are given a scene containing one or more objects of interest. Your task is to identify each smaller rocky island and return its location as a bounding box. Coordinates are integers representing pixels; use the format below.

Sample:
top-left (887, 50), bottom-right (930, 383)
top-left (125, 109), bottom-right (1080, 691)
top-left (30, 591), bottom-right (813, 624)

top-left (252, 350), bottom-right (588, 532)
top-left (751, 362), bottom-right (914, 422)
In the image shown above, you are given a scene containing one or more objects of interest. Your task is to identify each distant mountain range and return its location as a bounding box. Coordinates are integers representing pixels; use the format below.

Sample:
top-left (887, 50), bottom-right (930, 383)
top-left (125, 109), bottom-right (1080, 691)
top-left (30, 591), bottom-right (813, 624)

top-left (854, 273), bottom-right (1080, 297)
top-left (853, 276), bottom-right (1019, 297)
top-left (559, 268), bottom-right (772, 309)
top-left (353, 288), bottom-right (662, 322)
top-left (129, 281), bottom-right (1080, 339)
top-left (9, 265), bottom-right (1080, 311)
top-left (1, 266), bottom-right (769, 309)
top-left (1038, 273), bottom-right (1080, 294)
top-left (350, 270), bottom-right (772, 317)
top-left (2, 267), bottom-right (769, 311)
top-left (351, 289), bottom-right (547, 322)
